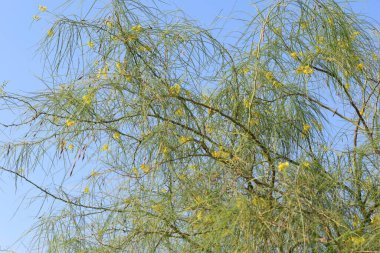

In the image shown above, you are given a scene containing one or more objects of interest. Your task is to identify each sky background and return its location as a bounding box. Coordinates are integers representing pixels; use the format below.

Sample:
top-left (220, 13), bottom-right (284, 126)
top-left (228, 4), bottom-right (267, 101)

top-left (0, 0), bottom-right (379, 252)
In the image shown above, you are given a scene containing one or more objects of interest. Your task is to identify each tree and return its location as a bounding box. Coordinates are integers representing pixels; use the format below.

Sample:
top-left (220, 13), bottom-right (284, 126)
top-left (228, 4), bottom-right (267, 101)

top-left (1, 0), bottom-right (380, 252)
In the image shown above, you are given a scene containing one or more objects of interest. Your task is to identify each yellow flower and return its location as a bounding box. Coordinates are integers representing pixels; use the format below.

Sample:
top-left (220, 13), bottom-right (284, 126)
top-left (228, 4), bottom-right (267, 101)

top-left (125, 74), bottom-right (132, 82)
top-left (211, 150), bottom-right (230, 159)
top-left (97, 66), bottom-right (109, 79)
top-left (115, 62), bottom-right (123, 72)
top-left (87, 41), bottom-right (95, 48)
top-left (301, 161), bottom-right (311, 169)
top-left (169, 83), bottom-right (181, 96)
top-left (65, 119), bottom-right (75, 127)
top-left (278, 161), bottom-right (289, 171)
top-left (105, 20), bottom-right (113, 29)
top-left (101, 144), bottom-right (109, 151)
top-left (371, 215), bottom-right (380, 224)
top-left (151, 204), bottom-right (164, 213)
top-left (303, 65), bottom-right (313, 75)
top-left (138, 45), bottom-right (152, 52)
top-left (160, 146), bottom-right (169, 154)
top-left (356, 63), bottom-right (364, 71)
top-left (317, 36), bottom-right (325, 44)
top-left (241, 66), bottom-right (249, 74)
top-left (140, 163), bottom-right (150, 173)
top-left (126, 33), bottom-right (138, 42)
top-left (47, 29), bottom-right (54, 37)
top-left (82, 94), bottom-right (93, 104)
top-left (68, 144), bottom-right (74, 150)
top-left (303, 123), bottom-right (311, 133)
top-left (175, 108), bottom-right (184, 117)
top-left (315, 46), bottom-right (322, 54)
top-left (38, 5), bottom-right (47, 12)
top-left (296, 66), bottom-right (304, 74)
top-left (296, 65), bottom-right (313, 75)
top-left (113, 132), bottom-right (121, 140)
top-left (243, 99), bottom-right (250, 108)
top-left (300, 22), bottom-right (308, 30)
top-left (33, 15), bottom-right (41, 21)
top-left (265, 71), bottom-right (274, 80)
top-left (350, 236), bottom-right (365, 245)
top-left (90, 170), bottom-right (99, 177)
top-left (83, 186), bottom-right (90, 194)
top-left (178, 136), bottom-right (191, 144)
top-left (132, 167), bottom-right (139, 177)
top-left (290, 52), bottom-right (298, 59)
top-left (351, 31), bottom-right (360, 39)
top-left (344, 83), bottom-right (350, 90)
top-left (131, 24), bottom-right (143, 33)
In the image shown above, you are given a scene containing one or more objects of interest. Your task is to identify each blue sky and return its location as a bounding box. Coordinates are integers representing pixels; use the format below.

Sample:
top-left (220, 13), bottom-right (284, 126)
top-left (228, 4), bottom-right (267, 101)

top-left (0, 0), bottom-right (379, 252)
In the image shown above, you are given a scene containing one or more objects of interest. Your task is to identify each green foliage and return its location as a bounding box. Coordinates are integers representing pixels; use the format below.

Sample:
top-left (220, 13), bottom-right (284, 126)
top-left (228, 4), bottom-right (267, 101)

top-left (1, 0), bottom-right (380, 252)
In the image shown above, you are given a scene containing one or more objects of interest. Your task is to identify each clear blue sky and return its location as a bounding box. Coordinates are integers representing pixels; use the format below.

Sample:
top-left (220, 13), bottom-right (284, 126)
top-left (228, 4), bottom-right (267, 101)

top-left (0, 1), bottom-right (379, 252)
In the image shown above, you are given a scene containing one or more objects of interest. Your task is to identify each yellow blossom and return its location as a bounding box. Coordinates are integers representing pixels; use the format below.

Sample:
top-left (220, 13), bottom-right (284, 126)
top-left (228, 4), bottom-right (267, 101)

top-left (243, 99), bottom-right (250, 108)
top-left (174, 108), bottom-right (184, 116)
top-left (151, 204), bottom-right (164, 213)
top-left (33, 15), bottom-right (41, 21)
top-left (68, 144), bottom-right (74, 150)
top-left (290, 52), bottom-right (298, 59)
top-left (169, 83), bottom-right (181, 96)
top-left (82, 94), bottom-right (93, 104)
top-left (90, 170), bottom-right (99, 177)
top-left (344, 83), bottom-right (350, 90)
top-left (125, 74), bottom-right (132, 81)
top-left (105, 20), bottom-right (113, 29)
top-left (132, 167), bottom-right (139, 177)
top-left (303, 123), bottom-right (311, 133)
top-left (65, 119), bottom-right (75, 127)
top-left (87, 41), bottom-right (95, 48)
top-left (83, 186), bottom-right (90, 194)
top-left (265, 71), bottom-right (274, 80)
top-left (351, 31), bottom-right (360, 39)
top-left (131, 24), bottom-right (143, 33)
top-left (317, 36), bottom-right (325, 44)
top-left (97, 66), bottom-right (109, 79)
top-left (160, 146), bottom-right (169, 154)
top-left (241, 66), bottom-right (249, 74)
top-left (301, 161), bottom-right (311, 169)
top-left (350, 236), bottom-right (365, 245)
top-left (138, 45), bottom-right (152, 52)
top-left (47, 29), bottom-right (54, 37)
top-left (356, 63), bottom-right (364, 71)
top-left (278, 161), bottom-right (289, 172)
top-left (178, 136), bottom-right (191, 144)
top-left (296, 65), bottom-right (313, 75)
top-left (211, 150), bottom-right (230, 159)
top-left (115, 62), bottom-right (123, 73)
top-left (38, 5), bottom-right (47, 12)
top-left (371, 215), bottom-right (380, 224)
top-left (140, 163), bottom-right (150, 173)
top-left (196, 210), bottom-right (203, 220)
top-left (303, 65), bottom-right (313, 75)
top-left (101, 144), bottom-right (109, 151)
top-left (113, 132), bottom-right (121, 140)
top-left (126, 33), bottom-right (138, 42)
top-left (272, 80), bottom-right (282, 88)
top-left (300, 21), bottom-right (308, 30)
